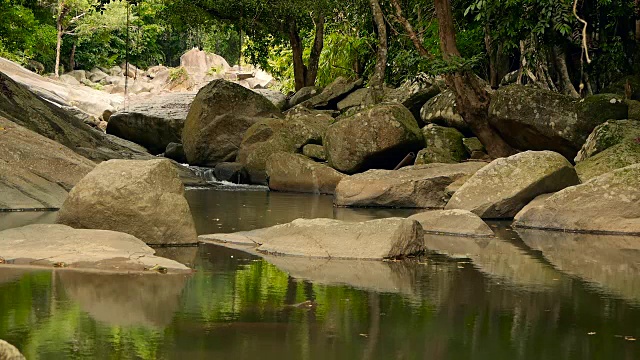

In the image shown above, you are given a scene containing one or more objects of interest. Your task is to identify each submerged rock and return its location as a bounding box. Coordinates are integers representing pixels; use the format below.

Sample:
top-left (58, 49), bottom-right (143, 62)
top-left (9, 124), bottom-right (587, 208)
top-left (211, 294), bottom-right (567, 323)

top-left (334, 162), bottom-right (486, 208)
top-left (446, 151), bottom-right (580, 219)
top-left (182, 79), bottom-right (282, 166)
top-left (0, 224), bottom-right (189, 272)
top-left (266, 152), bottom-right (347, 194)
top-left (0, 339), bottom-right (24, 360)
top-left (513, 163), bottom-right (640, 234)
top-left (325, 103), bottom-right (424, 173)
top-left (409, 209), bottom-right (494, 237)
top-left (0, 117), bottom-right (95, 210)
top-left (489, 85), bottom-right (628, 159)
top-left (415, 124), bottom-right (467, 164)
top-left (199, 217), bottom-right (425, 260)
top-left (57, 159), bottom-right (198, 245)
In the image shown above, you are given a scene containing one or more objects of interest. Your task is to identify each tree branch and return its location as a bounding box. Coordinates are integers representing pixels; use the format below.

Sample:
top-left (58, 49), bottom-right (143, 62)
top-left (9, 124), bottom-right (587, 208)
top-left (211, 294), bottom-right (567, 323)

top-left (389, 0), bottom-right (431, 58)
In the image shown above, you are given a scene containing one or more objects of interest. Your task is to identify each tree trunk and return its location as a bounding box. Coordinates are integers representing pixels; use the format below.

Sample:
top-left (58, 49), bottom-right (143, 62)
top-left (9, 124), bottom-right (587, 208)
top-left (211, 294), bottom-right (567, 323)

top-left (369, 0), bottom-right (387, 104)
top-left (304, 13), bottom-right (325, 87)
top-left (434, 0), bottom-right (516, 158)
top-left (55, 18), bottom-right (63, 77)
top-left (288, 18), bottom-right (306, 91)
top-left (552, 45), bottom-right (579, 98)
top-left (390, 0), bottom-right (429, 57)
top-left (69, 41), bottom-right (76, 71)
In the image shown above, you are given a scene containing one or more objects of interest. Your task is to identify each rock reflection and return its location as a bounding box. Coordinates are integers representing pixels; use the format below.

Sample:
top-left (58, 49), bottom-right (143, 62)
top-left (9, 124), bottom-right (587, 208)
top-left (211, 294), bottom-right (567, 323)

top-left (58, 271), bottom-right (189, 327)
top-left (261, 255), bottom-right (418, 295)
top-left (0, 211), bottom-right (56, 231)
top-left (424, 232), bottom-right (561, 290)
top-left (518, 229), bottom-right (640, 304)
top-left (154, 246), bottom-right (198, 268)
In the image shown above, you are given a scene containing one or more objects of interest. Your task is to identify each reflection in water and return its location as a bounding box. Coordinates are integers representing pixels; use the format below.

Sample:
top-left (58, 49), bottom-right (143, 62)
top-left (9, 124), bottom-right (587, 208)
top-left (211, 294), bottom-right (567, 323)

top-left (1, 189), bottom-right (640, 359)
top-left (519, 228), bottom-right (640, 305)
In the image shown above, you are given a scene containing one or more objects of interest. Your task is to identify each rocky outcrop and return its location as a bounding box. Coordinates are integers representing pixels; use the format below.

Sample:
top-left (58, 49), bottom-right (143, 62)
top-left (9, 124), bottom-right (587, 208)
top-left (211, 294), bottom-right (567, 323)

top-left (266, 152), bottom-right (347, 194)
top-left (0, 224), bottom-right (189, 273)
top-left (489, 85), bottom-right (628, 159)
top-left (0, 117), bottom-right (95, 210)
top-left (513, 163), bottom-right (640, 234)
top-left (409, 209), bottom-right (494, 237)
top-left (334, 162), bottom-right (486, 208)
top-left (180, 47), bottom-right (230, 86)
top-left (57, 159), bottom-right (198, 245)
top-left (199, 217), bottom-right (425, 259)
top-left (573, 120), bottom-right (640, 180)
top-left (107, 93), bottom-right (194, 154)
top-left (446, 151), bottom-right (580, 219)
top-left (0, 339), bottom-right (24, 360)
top-left (237, 113), bottom-right (332, 183)
top-left (301, 77), bottom-right (363, 109)
top-left (288, 86), bottom-right (321, 108)
top-left (420, 89), bottom-right (472, 134)
top-left (415, 124), bottom-right (467, 164)
top-left (325, 103), bottom-right (424, 173)
top-left (182, 80), bottom-right (282, 166)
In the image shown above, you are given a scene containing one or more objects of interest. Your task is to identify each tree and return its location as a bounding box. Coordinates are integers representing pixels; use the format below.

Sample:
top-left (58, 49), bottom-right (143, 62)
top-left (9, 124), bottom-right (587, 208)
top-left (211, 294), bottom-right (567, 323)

top-left (51, 0), bottom-right (97, 76)
top-left (368, 0), bottom-right (387, 103)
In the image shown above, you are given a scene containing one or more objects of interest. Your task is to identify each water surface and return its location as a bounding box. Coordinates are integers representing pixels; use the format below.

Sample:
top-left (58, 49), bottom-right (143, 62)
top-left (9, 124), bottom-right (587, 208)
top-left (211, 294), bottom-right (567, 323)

top-left (1, 188), bottom-right (639, 359)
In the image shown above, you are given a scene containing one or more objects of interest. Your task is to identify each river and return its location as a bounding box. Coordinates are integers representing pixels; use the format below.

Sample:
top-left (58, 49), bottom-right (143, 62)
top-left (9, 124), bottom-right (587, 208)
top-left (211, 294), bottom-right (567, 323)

top-left (1, 187), bottom-right (639, 359)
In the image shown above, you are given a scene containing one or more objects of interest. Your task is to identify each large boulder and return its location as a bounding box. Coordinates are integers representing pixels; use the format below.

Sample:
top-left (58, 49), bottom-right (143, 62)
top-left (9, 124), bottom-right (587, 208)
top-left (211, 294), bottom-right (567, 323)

top-left (409, 209), bottom-right (494, 237)
top-left (253, 88), bottom-right (287, 110)
top-left (266, 152), bottom-right (347, 194)
top-left (574, 119), bottom-right (640, 180)
top-left (301, 77), bottom-right (363, 109)
top-left (182, 80), bottom-right (282, 166)
top-left (199, 217), bottom-right (425, 260)
top-left (337, 88), bottom-right (370, 112)
top-left (164, 142), bottom-right (187, 164)
top-left (420, 89), bottom-right (472, 135)
top-left (214, 162), bottom-right (250, 184)
top-left (237, 113), bottom-right (332, 184)
top-left (287, 86), bottom-right (321, 109)
top-left (325, 103), bottom-right (424, 173)
top-left (415, 124), bottom-right (467, 164)
top-left (0, 117), bottom-right (95, 210)
top-left (302, 144), bottom-right (326, 161)
top-left (0, 224), bottom-right (189, 273)
top-left (56, 159), bottom-right (198, 245)
top-left (446, 151), bottom-right (580, 219)
top-left (334, 162), bottom-right (486, 208)
top-left (107, 93), bottom-right (194, 154)
top-left (513, 163), bottom-right (640, 234)
top-left (0, 339), bottom-right (24, 360)
top-left (180, 48), bottom-right (230, 86)
top-left (384, 75), bottom-right (442, 121)
top-left (489, 85), bottom-right (628, 159)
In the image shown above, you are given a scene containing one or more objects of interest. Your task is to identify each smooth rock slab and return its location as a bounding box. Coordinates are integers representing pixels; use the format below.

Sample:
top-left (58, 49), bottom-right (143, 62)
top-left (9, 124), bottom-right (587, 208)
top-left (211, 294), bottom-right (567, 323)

top-left (334, 162), bottom-right (486, 208)
top-left (266, 152), bottom-right (347, 194)
top-left (513, 164), bottom-right (640, 234)
top-left (0, 224), bottom-right (189, 272)
top-left (199, 218), bottom-right (425, 260)
top-left (446, 151), bottom-right (580, 219)
top-left (409, 209), bottom-right (494, 237)
top-left (57, 159), bottom-right (198, 245)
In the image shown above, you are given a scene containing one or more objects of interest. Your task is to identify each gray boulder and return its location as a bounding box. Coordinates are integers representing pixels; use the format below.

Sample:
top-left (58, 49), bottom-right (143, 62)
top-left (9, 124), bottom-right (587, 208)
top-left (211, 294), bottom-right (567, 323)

top-left (415, 124), bottom-right (468, 164)
top-left (214, 162), bottom-right (250, 184)
top-left (302, 144), bottom-right (326, 161)
top-left (514, 163), bottom-right (640, 234)
top-left (199, 217), bottom-right (425, 260)
top-left (385, 75), bottom-right (442, 121)
top-left (575, 120), bottom-right (640, 162)
top-left (107, 93), bottom-right (194, 154)
top-left (57, 159), bottom-right (198, 245)
top-left (325, 103), bottom-right (424, 173)
top-left (334, 162), bottom-right (486, 208)
top-left (89, 69), bottom-right (108, 83)
top-left (409, 209), bottom-right (494, 237)
top-left (489, 85), bottom-right (628, 159)
top-left (59, 74), bottom-right (81, 85)
top-left (164, 142), bottom-right (187, 164)
top-left (302, 77), bottom-right (363, 109)
top-left (420, 89), bottom-right (472, 135)
top-left (266, 152), bottom-right (347, 194)
top-left (337, 88), bottom-right (370, 112)
top-left (67, 70), bottom-right (87, 82)
top-left (446, 151), bottom-right (580, 219)
top-left (253, 88), bottom-right (287, 110)
top-left (288, 86), bottom-right (321, 109)
top-left (182, 80), bottom-right (282, 166)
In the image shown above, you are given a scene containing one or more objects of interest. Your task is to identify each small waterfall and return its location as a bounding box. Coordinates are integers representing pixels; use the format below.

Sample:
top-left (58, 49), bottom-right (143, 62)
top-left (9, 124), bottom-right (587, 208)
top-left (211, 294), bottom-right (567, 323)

top-left (189, 166), bottom-right (217, 183)
top-left (185, 165), bottom-right (269, 191)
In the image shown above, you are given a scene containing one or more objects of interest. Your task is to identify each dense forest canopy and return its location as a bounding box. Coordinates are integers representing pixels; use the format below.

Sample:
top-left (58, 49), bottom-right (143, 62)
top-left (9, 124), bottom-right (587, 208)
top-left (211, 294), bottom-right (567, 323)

top-left (1, 0), bottom-right (638, 93)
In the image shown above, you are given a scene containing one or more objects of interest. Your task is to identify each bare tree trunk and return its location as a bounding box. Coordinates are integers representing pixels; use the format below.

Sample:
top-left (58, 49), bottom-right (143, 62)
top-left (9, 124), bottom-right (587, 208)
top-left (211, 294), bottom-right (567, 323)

top-left (69, 41), bottom-right (76, 71)
top-left (369, 0), bottom-right (387, 104)
top-left (390, 0), bottom-right (429, 57)
top-left (55, 17), bottom-right (63, 77)
top-left (434, 0), bottom-right (516, 158)
top-left (553, 45), bottom-right (579, 98)
top-left (305, 13), bottom-right (325, 87)
top-left (288, 18), bottom-right (306, 91)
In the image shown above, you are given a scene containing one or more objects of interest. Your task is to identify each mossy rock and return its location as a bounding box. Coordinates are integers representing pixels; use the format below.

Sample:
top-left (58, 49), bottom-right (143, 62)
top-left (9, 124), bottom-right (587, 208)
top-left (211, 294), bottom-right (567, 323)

top-left (575, 140), bottom-right (640, 181)
top-left (575, 119), bottom-right (640, 162)
top-left (415, 124), bottom-right (467, 164)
